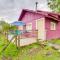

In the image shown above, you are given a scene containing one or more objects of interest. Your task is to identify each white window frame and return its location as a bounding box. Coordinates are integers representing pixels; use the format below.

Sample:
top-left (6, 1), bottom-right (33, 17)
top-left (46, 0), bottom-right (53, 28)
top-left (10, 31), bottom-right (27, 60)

top-left (51, 21), bottom-right (56, 30)
top-left (26, 23), bottom-right (32, 31)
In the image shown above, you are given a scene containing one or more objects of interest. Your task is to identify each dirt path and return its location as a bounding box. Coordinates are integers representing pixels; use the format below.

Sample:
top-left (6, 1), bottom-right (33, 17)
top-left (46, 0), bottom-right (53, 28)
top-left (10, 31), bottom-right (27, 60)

top-left (48, 43), bottom-right (60, 51)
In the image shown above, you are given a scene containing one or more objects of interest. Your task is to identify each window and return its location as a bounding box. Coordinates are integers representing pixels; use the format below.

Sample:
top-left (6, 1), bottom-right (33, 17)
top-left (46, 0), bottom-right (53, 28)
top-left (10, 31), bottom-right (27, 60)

top-left (18, 26), bottom-right (23, 30)
top-left (51, 21), bottom-right (56, 30)
top-left (26, 23), bottom-right (32, 31)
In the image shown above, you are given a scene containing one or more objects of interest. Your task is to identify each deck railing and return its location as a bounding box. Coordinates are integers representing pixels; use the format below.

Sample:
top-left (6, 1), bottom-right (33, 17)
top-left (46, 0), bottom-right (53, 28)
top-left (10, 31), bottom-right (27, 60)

top-left (20, 30), bottom-right (38, 39)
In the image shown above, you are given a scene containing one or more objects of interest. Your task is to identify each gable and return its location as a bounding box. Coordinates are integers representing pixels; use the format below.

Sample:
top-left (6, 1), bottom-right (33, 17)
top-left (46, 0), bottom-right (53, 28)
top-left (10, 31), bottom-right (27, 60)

top-left (19, 11), bottom-right (44, 23)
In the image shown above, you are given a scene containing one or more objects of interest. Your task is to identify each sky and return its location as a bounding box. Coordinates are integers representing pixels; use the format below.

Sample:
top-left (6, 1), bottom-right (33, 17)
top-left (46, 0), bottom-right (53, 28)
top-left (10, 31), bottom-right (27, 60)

top-left (0, 0), bottom-right (51, 23)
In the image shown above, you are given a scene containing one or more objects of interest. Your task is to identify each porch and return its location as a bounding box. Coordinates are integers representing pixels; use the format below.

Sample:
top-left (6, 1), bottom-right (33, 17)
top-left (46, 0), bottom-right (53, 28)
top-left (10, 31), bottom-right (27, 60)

top-left (10, 21), bottom-right (39, 46)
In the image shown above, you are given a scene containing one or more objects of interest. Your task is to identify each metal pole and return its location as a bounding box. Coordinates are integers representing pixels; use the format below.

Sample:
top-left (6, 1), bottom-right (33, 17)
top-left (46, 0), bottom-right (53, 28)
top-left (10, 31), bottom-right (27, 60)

top-left (35, 2), bottom-right (38, 11)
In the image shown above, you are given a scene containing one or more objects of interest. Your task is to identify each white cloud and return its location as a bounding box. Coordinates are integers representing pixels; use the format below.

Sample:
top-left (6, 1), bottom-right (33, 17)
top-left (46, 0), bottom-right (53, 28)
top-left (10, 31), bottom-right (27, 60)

top-left (0, 0), bottom-right (51, 23)
top-left (38, 3), bottom-right (51, 11)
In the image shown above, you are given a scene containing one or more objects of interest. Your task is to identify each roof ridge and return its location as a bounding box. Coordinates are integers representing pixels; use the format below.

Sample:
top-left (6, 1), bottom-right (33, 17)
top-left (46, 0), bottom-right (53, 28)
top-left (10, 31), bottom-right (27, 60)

top-left (19, 9), bottom-right (60, 21)
top-left (23, 9), bottom-right (60, 15)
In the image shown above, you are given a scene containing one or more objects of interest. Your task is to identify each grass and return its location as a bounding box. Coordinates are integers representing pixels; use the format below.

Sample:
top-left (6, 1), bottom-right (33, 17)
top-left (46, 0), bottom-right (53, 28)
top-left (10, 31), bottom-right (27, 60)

top-left (13, 39), bottom-right (60, 60)
top-left (0, 34), bottom-right (20, 60)
top-left (48, 38), bottom-right (60, 44)
top-left (3, 43), bottom-right (19, 57)
top-left (1, 34), bottom-right (60, 60)
top-left (13, 43), bottom-right (60, 60)
top-left (0, 34), bottom-right (8, 53)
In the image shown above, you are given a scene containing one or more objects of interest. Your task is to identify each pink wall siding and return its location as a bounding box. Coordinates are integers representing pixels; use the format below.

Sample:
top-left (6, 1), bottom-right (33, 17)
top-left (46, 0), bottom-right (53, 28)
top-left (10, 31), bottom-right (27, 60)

top-left (19, 11), bottom-right (60, 40)
top-left (21, 12), bottom-right (44, 30)
top-left (45, 18), bottom-right (60, 40)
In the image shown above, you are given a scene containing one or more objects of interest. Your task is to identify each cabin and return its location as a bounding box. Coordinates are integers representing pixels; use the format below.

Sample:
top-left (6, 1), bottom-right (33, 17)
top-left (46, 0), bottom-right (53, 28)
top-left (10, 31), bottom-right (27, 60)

top-left (18, 9), bottom-right (60, 40)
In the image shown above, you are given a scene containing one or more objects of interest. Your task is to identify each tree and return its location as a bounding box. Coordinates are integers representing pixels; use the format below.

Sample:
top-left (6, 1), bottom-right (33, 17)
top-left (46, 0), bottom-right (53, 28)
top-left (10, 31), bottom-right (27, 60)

top-left (9, 25), bottom-right (16, 31)
top-left (48, 0), bottom-right (60, 12)
top-left (2, 22), bottom-right (17, 40)
top-left (0, 21), bottom-right (10, 40)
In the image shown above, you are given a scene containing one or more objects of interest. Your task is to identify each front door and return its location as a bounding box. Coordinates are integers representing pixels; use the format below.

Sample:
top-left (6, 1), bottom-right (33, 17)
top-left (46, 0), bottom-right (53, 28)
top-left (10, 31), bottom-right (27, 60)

top-left (36, 18), bottom-right (46, 40)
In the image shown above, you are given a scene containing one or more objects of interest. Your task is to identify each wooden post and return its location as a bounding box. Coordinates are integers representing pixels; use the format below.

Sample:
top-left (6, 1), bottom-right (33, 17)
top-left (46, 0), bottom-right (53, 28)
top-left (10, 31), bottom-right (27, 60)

top-left (15, 36), bottom-right (17, 47)
top-left (18, 35), bottom-right (20, 47)
top-left (36, 30), bottom-right (40, 44)
top-left (7, 31), bottom-right (8, 42)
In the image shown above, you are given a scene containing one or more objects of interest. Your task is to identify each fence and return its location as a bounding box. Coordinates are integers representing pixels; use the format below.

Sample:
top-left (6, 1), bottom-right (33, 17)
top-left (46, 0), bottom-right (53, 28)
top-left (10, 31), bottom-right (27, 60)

top-left (20, 30), bottom-right (38, 38)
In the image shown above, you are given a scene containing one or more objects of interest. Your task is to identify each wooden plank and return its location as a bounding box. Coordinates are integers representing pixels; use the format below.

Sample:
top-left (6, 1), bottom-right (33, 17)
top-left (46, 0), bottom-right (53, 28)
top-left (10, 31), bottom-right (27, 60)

top-left (18, 35), bottom-right (20, 47)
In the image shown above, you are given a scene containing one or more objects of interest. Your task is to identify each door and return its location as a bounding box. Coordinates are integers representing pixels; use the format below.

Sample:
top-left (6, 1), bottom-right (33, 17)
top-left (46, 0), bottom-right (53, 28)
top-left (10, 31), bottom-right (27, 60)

top-left (36, 18), bottom-right (46, 40)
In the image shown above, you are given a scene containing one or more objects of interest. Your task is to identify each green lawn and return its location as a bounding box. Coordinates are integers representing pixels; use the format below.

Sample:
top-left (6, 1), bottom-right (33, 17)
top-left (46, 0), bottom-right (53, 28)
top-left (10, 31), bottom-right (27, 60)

top-left (48, 38), bottom-right (60, 44)
top-left (0, 34), bottom-right (60, 60)
top-left (0, 34), bottom-right (20, 60)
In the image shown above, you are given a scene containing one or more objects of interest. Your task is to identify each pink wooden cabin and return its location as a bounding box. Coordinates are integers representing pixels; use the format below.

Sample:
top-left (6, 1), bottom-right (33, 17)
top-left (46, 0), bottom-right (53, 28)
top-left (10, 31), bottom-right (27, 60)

top-left (18, 9), bottom-right (60, 41)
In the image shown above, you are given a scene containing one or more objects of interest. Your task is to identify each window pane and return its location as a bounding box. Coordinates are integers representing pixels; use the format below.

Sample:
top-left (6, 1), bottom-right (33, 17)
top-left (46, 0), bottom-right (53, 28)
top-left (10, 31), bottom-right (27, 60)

top-left (51, 21), bottom-right (56, 30)
top-left (26, 23), bottom-right (32, 31)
